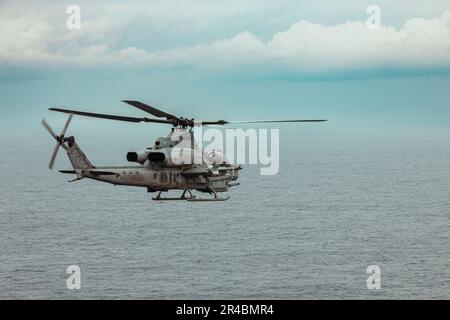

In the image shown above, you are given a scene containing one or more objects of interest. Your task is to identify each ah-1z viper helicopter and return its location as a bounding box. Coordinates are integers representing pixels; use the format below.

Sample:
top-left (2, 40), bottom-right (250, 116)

top-left (42, 100), bottom-right (326, 201)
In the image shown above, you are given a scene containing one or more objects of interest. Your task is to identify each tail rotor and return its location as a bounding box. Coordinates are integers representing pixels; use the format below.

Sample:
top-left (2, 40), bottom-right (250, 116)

top-left (41, 114), bottom-right (73, 169)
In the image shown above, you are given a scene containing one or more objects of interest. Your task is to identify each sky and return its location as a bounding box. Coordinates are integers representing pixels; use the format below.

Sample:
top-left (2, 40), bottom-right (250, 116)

top-left (0, 0), bottom-right (450, 129)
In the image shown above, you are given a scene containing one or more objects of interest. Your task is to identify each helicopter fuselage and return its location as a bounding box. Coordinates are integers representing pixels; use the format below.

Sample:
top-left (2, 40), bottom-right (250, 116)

top-left (57, 130), bottom-right (240, 200)
top-left (80, 163), bottom-right (240, 193)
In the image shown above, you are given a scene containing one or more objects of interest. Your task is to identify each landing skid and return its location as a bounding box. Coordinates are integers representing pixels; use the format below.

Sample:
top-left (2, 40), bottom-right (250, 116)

top-left (187, 196), bottom-right (229, 202)
top-left (152, 188), bottom-right (229, 201)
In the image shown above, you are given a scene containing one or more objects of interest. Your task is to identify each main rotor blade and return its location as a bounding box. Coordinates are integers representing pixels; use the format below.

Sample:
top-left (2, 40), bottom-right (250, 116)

top-left (226, 119), bottom-right (328, 124)
top-left (49, 143), bottom-right (60, 170)
top-left (49, 107), bottom-right (172, 124)
top-left (41, 119), bottom-right (58, 140)
top-left (60, 113), bottom-right (73, 137)
top-left (201, 120), bottom-right (228, 125)
top-left (196, 119), bottom-right (328, 125)
top-left (122, 100), bottom-right (180, 121)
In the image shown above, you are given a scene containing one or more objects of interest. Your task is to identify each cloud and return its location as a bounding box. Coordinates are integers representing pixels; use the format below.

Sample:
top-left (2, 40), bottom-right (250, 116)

top-left (137, 10), bottom-right (450, 73)
top-left (265, 12), bottom-right (450, 72)
top-left (0, 3), bottom-right (450, 74)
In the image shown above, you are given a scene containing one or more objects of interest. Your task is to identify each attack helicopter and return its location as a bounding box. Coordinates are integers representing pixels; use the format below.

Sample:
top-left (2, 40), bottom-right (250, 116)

top-left (42, 100), bottom-right (326, 201)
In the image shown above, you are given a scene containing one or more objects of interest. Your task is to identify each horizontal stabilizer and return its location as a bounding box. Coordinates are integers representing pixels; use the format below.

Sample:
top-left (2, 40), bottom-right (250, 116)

top-left (89, 170), bottom-right (117, 176)
top-left (59, 170), bottom-right (76, 174)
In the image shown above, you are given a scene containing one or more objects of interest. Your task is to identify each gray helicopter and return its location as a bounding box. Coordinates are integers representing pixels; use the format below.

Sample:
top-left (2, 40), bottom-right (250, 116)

top-left (42, 100), bottom-right (326, 201)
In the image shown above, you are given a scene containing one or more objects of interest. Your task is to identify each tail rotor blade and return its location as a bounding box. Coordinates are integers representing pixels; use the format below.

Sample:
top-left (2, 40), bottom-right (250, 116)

top-left (41, 119), bottom-right (58, 140)
top-left (49, 143), bottom-right (60, 170)
top-left (60, 113), bottom-right (73, 137)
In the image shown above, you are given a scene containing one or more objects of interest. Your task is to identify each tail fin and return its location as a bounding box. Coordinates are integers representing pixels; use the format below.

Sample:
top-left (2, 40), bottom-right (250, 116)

top-left (66, 137), bottom-right (94, 170)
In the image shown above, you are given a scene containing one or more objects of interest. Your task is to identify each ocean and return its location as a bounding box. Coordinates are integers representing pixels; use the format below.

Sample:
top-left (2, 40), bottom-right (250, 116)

top-left (1, 121), bottom-right (449, 299)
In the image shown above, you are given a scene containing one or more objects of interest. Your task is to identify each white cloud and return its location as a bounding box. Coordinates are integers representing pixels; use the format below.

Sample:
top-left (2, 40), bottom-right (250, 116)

top-left (0, 3), bottom-right (450, 74)
top-left (265, 11), bottom-right (450, 72)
